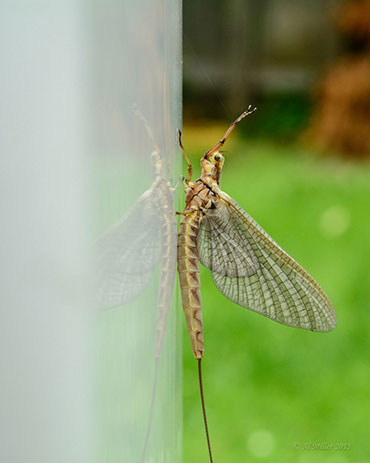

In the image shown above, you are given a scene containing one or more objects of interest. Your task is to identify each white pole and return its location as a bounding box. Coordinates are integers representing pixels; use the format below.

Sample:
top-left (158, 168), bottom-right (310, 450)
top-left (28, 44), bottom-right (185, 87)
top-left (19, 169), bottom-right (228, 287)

top-left (0, 1), bottom-right (182, 462)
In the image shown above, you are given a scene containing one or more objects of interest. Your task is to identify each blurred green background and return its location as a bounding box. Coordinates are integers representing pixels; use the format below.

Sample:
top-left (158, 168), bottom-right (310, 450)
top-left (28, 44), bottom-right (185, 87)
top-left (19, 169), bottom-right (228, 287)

top-left (182, 1), bottom-right (370, 462)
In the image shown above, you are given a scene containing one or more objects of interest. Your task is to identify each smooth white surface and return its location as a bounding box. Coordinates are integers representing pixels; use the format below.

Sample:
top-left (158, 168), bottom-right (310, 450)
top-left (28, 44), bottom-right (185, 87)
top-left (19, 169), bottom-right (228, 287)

top-left (0, 4), bottom-right (90, 463)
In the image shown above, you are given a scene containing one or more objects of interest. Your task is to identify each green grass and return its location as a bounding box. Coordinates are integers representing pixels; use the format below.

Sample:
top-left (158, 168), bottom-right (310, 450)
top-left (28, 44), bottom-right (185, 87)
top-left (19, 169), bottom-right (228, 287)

top-left (181, 126), bottom-right (370, 463)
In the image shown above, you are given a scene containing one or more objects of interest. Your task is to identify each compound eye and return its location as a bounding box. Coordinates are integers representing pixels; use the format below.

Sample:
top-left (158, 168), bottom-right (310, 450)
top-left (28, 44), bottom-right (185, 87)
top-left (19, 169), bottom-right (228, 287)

top-left (214, 153), bottom-right (223, 162)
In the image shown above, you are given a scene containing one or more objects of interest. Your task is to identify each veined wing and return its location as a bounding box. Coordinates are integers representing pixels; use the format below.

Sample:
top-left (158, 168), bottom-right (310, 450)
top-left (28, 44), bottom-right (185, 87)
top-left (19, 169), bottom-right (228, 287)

top-left (95, 189), bottom-right (161, 309)
top-left (198, 191), bottom-right (337, 332)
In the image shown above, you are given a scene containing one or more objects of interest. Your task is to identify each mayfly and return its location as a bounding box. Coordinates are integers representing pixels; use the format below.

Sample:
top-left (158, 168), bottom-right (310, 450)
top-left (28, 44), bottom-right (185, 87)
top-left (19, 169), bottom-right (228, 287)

top-left (177, 106), bottom-right (337, 462)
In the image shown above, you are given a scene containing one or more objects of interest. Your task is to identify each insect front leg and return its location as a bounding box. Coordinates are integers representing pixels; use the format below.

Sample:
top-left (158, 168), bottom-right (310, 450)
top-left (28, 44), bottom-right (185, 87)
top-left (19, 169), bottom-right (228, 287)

top-left (203, 105), bottom-right (257, 158)
top-left (177, 129), bottom-right (192, 185)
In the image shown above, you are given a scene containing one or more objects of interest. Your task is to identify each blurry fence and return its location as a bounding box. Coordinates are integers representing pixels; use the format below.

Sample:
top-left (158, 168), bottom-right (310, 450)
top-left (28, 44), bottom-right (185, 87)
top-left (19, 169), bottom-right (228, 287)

top-left (184, 0), bottom-right (341, 116)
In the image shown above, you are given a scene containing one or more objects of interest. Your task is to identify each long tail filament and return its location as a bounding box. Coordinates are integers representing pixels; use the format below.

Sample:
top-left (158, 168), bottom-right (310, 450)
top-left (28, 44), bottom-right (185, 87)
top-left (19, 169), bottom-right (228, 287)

top-left (141, 357), bottom-right (160, 462)
top-left (198, 358), bottom-right (213, 462)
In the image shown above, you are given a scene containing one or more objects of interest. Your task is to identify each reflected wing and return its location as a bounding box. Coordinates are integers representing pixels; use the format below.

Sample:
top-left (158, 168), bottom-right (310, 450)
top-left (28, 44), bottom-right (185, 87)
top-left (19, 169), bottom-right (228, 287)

top-left (95, 190), bottom-right (161, 309)
top-left (198, 191), bottom-right (337, 331)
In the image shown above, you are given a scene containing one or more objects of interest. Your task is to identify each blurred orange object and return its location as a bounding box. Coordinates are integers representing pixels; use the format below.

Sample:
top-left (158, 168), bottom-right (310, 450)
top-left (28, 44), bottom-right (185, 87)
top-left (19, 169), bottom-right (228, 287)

top-left (308, 0), bottom-right (370, 157)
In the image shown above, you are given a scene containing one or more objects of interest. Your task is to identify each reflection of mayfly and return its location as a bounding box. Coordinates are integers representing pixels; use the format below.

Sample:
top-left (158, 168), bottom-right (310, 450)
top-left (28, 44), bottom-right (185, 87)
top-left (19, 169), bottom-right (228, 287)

top-left (178, 106), bottom-right (337, 462)
top-left (96, 148), bottom-right (177, 358)
top-left (95, 113), bottom-right (178, 462)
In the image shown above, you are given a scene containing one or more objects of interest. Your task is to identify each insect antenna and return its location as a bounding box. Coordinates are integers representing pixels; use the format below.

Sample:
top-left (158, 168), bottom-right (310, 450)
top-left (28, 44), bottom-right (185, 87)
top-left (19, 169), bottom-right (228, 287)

top-left (204, 104), bottom-right (257, 158)
top-left (198, 358), bottom-right (213, 462)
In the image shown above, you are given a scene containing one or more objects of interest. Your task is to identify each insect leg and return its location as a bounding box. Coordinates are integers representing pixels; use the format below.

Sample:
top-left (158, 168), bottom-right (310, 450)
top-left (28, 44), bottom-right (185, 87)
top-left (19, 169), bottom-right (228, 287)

top-left (175, 210), bottom-right (194, 216)
top-left (177, 129), bottom-right (192, 184)
top-left (204, 104), bottom-right (257, 158)
top-left (169, 175), bottom-right (185, 193)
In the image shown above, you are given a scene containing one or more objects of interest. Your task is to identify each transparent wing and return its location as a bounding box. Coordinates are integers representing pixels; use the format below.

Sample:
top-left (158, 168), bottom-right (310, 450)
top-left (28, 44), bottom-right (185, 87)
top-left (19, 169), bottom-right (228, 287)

top-left (95, 190), bottom-right (161, 309)
top-left (198, 191), bottom-right (337, 332)
top-left (198, 203), bottom-right (259, 277)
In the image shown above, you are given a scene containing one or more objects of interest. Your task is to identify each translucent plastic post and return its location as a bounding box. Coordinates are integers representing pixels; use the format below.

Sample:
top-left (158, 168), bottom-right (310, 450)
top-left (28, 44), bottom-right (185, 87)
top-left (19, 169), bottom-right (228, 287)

top-left (0, 1), bottom-right (182, 462)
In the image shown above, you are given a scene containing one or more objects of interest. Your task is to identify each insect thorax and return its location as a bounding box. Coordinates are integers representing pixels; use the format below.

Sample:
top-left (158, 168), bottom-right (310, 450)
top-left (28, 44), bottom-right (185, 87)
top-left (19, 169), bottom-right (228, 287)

top-left (185, 179), bottom-right (219, 211)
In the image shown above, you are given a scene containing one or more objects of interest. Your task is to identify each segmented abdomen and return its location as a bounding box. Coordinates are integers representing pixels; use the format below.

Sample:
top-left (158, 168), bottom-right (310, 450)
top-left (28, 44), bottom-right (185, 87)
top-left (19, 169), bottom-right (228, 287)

top-left (177, 211), bottom-right (204, 359)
